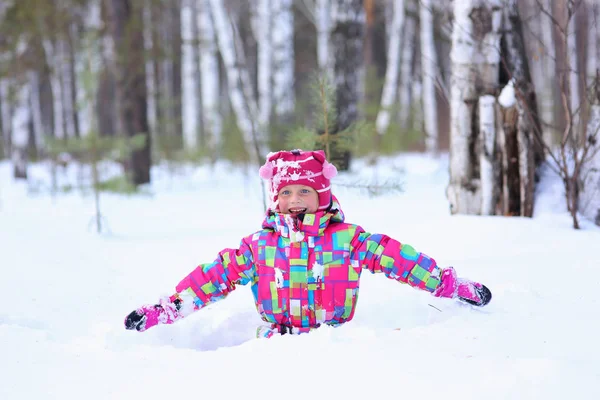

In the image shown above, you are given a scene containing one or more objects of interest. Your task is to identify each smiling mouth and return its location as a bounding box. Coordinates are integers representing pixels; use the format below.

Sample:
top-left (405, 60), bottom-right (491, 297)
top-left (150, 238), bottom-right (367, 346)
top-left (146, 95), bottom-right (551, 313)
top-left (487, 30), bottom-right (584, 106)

top-left (288, 207), bottom-right (307, 214)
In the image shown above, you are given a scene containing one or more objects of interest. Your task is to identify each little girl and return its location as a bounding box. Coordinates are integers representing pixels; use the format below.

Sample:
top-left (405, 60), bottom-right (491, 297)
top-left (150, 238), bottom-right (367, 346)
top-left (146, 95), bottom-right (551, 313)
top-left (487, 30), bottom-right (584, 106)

top-left (125, 149), bottom-right (491, 337)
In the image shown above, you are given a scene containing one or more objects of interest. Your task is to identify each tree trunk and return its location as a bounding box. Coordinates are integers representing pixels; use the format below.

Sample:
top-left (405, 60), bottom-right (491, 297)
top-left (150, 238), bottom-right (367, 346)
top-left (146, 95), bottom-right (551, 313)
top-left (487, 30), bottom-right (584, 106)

top-left (398, 0), bottom-right (416, 129)
top-left (272, 0), bottom-right (295, 123)
top-left (331, 0), bottom-right (365, 170)
top-left (479, 94), bottom-right (496, 214)
top-left (375, 0), bottom-right (404, 135)
top-left (107, 0), bottom-right (151, 184)
top-left (42, 39), bottom-right (66, 139)
top-left (199, 0), bottom-right (221, 151)
top-left (78, 0), bottom-right (103, 136)
top-left (567, 1), bottom-right (581, 142)
top-left (28, 71), bottom-right (44, 158)
top-left (526, 0), bottom-right (556, 145)
top-left (447, 0), bottom-right (485, 215)
top-left (12, 84), bottom-right (30, 180)
top-left (316, 0), bottom-right (333, 78)
top-left (420, 0), bottom-right (439, 154)
top-left (502, 0), bottom-right (540, 216)
top-left (0, 79), bottom-right (10, 158)
top-left (498, 94), bottom-right (521, 216)
top-left (580, 35), bottom-right (600, 226)
top-left (170, 0), bottom-right (183, 144)
top-left (209, 0), bottom-right (262, 163)
top-left (181, 0), bottom-right (199, 149)
top-left (257, 0), bottom-right (272, 129)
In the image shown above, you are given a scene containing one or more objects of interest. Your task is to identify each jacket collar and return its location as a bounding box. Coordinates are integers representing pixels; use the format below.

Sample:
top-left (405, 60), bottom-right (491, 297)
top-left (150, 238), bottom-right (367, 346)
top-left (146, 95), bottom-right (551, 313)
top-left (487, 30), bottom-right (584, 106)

top-left (262, 196), bottom-right (345, 242)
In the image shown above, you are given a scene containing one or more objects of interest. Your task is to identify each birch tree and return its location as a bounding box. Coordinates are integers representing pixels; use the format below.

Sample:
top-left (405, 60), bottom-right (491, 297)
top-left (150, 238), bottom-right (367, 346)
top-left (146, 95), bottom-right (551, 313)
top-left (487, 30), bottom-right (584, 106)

top-left (579, 0), bottom-right (600, 226)
top-left (419, 0), bottom-right (439, 154)
top-left (78, 0), bottom-right (103, 137)
top-left (448, 0), bottom-right (490, 214)
top-left (316, 0), bottom-right (333, 77)
top-left (181, 0), bottom-right (199, 149)
top-left (375, 0), bottom-right (404, 135)
top-left (256, 0), bottom-right (272, 129)
top-left (448, 0), bottom-right (539, 217)
top-left (12, 82), bottom-right (30, 179)
top-left (567, 0), bottom-right (581, 141)
top-left (580, 72), bottom-right (600, 226)
top-left (500, 0), bottom-right (542, 217)
top-left (209, 0), bottom-right (263, 163)
top-left (272, 0), bottom-right (295, 122)
top-left (527, 0), bottom-right (557, 145)
top-left (198, 0), bottom-right (221, 150)
top-left (398, 0), bottom-right (417, 129)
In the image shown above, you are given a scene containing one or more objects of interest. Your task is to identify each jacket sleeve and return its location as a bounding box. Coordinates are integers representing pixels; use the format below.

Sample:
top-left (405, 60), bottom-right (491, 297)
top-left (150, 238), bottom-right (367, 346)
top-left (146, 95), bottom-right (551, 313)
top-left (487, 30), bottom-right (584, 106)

top-left (350, 227), bottom-right (442, 293)
top-left (171, 235), bottom-right (257, 316)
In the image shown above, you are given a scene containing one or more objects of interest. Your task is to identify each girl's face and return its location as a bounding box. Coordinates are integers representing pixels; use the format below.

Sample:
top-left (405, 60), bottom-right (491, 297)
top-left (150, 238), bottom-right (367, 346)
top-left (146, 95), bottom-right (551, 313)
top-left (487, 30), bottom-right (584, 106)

top-left (277, 185), bottom-right (319, 215)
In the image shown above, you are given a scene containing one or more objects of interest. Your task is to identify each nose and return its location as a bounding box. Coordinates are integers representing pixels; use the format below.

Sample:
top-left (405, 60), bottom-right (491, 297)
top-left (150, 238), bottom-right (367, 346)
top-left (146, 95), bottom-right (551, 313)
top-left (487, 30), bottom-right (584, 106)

top-left (290, 193), bottom-right (301, 204)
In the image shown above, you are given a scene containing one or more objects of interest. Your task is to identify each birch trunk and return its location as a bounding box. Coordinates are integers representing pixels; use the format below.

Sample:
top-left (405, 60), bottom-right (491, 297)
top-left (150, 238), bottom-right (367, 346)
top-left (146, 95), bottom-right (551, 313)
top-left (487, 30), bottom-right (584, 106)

top-left (58, 37), bottom-right (77, 138)
top-left (398, 0), bottom-right (416, 129)
top-left (143, 2), bottom-right (157, 135)
top-left (580, 96), bottom-right (600, 226)
top-left (272, 0), bottom-right (295, 121)
top-left (375, 0), bottom-right (404, 135)
top-left (316, 0), bottom-right (333, 78)
top-left (567, 3), bottom-right (580, 141)
top-left (199, 0), bottom-right (221, 150)
top-left (448, 0), bottom-right (504, 215)
top-left (209, 0), bottom-right (262, 163)
top-left (539, 0), bottom-right (556, 145)
top-left (448, 0), bottom-right (481, 214)
top-left (580, 2), bottom-right (600, 225)
top-left (182, 0), bottom-right (199, 149)
top-left (420, 0), bottom-right (439, 153)
top-left (257, 0), bottom-right (272, 128)
top-left (503, 0), bottom-right (541, 216)
top-left (79, 1), bottom-right (103, 136)
top-left (479, 95), bottom-right (496, 215)
top-left (12, 84), bottom-right (30, 179)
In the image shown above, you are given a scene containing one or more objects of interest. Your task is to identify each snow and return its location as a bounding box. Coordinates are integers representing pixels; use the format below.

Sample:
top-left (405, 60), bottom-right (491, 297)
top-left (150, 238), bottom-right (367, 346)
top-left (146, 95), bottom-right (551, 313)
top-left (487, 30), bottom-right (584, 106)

top-left (1, 153), bottom-right (599, 400)
top-left (498, 79), bottom-right (516, 108)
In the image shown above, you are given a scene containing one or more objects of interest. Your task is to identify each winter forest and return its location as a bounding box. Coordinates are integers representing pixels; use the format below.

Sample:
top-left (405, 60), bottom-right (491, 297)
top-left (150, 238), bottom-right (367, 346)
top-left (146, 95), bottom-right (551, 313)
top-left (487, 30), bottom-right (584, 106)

top-left (0, 0), bottom-right (599, 229)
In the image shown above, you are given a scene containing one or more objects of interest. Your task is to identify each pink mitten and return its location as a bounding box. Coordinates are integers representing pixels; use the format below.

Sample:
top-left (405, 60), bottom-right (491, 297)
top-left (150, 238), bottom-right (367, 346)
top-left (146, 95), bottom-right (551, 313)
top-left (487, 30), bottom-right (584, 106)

top-left (434, 267), bottom-right (492, 307)
top-left (124, 297), bottom-right (182, 332)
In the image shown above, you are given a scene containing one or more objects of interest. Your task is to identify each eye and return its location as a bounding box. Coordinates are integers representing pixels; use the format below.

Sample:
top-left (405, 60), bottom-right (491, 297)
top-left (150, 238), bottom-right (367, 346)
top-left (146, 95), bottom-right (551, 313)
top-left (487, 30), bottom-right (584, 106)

top-left (280, 190), bottom-right (291, 196)
top-left (301, 189), bottom-right (310, 194)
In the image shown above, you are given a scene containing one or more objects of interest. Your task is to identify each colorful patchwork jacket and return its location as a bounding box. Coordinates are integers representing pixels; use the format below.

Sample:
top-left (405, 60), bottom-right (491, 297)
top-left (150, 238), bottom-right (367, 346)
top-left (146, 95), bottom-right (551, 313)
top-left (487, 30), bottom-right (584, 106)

top-left (172, 197), bottom-right (444, 337)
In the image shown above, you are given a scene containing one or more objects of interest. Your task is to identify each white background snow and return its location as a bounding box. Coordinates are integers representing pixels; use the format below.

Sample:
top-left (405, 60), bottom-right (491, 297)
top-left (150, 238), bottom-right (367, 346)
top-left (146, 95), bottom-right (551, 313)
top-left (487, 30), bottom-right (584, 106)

top-left (1, 153), bottom-right (598, 400)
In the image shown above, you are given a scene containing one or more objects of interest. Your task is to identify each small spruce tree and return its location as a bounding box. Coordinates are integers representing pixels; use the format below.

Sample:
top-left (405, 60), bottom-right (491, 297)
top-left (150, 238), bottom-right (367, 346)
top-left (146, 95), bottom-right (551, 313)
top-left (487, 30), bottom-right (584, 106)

top-left (285, 74), bottom-right (403, 197)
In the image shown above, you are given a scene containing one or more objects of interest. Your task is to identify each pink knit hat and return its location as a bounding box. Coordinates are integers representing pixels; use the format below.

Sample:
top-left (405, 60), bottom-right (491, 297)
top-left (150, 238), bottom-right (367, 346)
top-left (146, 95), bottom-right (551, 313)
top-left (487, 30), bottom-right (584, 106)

top-left (259, 149), bottom-right (338, 211)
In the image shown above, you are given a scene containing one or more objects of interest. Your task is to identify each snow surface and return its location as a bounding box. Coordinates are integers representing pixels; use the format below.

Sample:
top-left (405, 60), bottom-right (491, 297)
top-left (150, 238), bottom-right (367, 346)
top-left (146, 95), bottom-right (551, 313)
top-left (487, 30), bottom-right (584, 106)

top-left (1, 153), bottom-right (599, 400)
